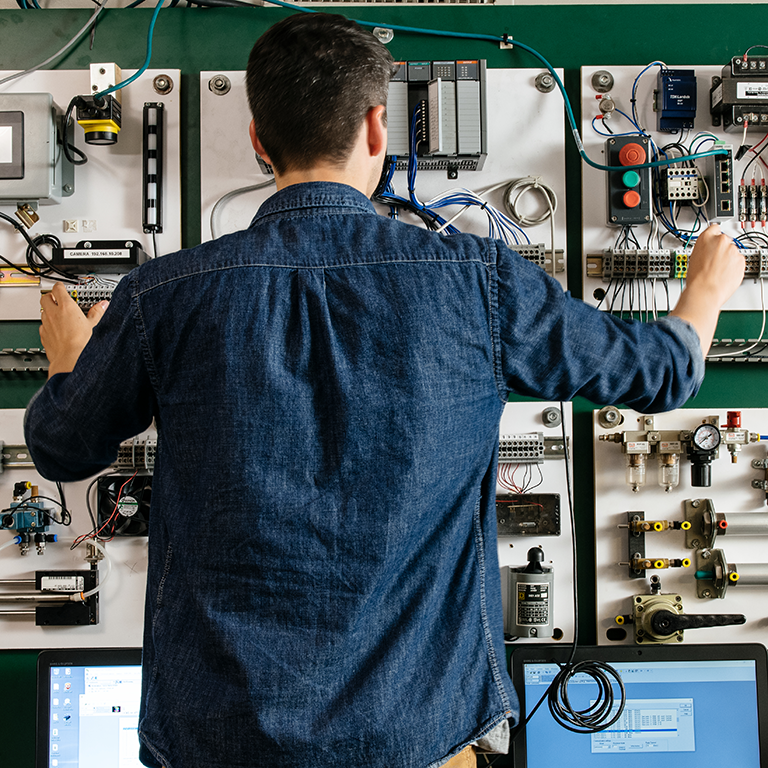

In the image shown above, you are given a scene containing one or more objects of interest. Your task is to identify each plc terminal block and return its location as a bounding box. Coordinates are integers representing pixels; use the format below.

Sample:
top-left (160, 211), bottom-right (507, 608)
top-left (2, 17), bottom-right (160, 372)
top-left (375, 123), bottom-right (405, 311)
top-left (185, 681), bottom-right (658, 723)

top-left (66, 282), bottom-right (117, 312)
top-left (386, 59), bottom-right (487, 175)
top-left (498, 432), bottom-right (566, 463)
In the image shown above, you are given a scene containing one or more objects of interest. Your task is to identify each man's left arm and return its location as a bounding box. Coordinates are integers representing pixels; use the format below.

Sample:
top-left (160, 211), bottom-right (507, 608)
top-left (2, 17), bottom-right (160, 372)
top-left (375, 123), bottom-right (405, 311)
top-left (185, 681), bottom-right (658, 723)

top-left (25, 279), bottom-right (156, 482)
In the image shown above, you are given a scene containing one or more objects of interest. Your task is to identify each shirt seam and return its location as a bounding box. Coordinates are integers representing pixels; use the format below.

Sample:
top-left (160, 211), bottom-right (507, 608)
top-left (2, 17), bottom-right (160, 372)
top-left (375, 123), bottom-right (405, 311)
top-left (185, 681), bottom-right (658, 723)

top-left (134, 258), bottom-right (492, 297)
top-left (131, 270), bottom-right (162, 391)
top-left (472, 495), bottom-right (511, 714)
top-left (252, 204), bottom-right (375, 224)
top-left (488, 241), bottom-right (510, 403)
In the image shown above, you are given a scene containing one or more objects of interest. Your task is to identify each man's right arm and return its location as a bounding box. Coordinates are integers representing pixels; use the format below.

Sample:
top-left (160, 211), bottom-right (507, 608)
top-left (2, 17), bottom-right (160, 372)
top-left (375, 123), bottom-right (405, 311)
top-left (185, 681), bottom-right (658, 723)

top-left (669, 224), bottom-right (745, 357)
top-left (494, 225), bottom-right (742, 412)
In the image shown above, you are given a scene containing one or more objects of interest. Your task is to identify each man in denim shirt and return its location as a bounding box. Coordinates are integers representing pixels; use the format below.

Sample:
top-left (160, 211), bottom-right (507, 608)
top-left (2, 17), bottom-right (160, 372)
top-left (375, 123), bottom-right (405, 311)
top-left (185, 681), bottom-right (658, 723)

top-left (27, 13), bottom-right (743, 768)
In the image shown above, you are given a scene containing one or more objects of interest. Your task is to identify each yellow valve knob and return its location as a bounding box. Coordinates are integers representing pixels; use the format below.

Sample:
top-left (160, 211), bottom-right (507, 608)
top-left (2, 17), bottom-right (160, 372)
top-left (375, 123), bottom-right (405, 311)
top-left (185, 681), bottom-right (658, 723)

top-left (654, 560), bottom-right (665, 569)
top-left (681, 558), bottom-right (691, 568)
top-left (681, 521), bottom-right (691, 530)
top-left (615, 615), bottom-right (625, 625)
top-left (729, 571), bottom-right (740, 582)
top-left (653, 521), bottom-right (664, 531)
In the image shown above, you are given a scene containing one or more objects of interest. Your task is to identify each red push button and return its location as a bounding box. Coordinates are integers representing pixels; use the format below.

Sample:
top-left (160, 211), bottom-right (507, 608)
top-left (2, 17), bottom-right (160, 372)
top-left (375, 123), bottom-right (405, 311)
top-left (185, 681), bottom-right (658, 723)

top-left (618, 142), bottom-right (646, 166)
top-left (623, 190), bottom-right (641, 208)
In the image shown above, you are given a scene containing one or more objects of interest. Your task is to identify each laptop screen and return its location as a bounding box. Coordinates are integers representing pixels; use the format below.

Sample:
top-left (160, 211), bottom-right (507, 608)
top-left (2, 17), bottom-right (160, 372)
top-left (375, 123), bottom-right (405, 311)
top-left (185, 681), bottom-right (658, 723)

top-left (511, 644), bottom-right (767, 768)
top-left (36, 649), bottom-right (143, 768)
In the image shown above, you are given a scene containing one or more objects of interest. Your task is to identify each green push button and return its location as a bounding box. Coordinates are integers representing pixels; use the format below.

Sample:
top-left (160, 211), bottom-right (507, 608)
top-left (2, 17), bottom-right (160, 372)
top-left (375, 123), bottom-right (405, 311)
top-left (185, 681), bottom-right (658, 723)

top-left (622, 170), bottom-right (641, 188)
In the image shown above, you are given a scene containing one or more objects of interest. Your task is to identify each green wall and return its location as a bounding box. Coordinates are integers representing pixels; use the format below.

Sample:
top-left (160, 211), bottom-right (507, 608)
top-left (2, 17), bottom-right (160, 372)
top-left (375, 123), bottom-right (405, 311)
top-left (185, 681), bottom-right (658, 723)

top-left (1, 5), bottom-right (766, 766)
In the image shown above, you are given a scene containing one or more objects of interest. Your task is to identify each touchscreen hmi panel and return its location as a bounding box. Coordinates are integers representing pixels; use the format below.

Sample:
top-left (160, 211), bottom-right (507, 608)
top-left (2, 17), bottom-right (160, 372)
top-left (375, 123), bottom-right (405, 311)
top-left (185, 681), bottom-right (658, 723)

top-left (520, 657), bottom-right (760, 767)
top-left (37, 649), bottom-right (142, 768)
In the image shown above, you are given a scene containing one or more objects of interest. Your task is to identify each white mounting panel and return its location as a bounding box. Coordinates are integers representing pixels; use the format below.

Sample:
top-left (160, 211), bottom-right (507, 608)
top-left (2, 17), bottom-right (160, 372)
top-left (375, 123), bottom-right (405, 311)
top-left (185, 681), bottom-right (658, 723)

top-left (0, 409), bottom-right (149, 648)
top-left (0, 69), bottom-right (182, 320)
top-left (498, 401), bottom-right (575, 644)
top-left (200, 68), bottom-right (568, 289)
top-left (0, 401), bottom-right (573, 648)
top-left (581, 64), bottom-right (763, 312)
top-left (594, 407), bottom-right (768, 646)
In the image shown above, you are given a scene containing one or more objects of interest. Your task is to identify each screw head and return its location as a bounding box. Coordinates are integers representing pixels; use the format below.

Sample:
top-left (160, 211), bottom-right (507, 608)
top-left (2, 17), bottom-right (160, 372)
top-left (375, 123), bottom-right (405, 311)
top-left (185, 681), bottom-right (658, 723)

top-left (372, 27), bottom-right (394, 44)
top-left (208, 75), bottom-right (232, 96)
top-left (153, 75), bottom-right (174, 95)
top-left (535, 72), bottom-right (556, 93)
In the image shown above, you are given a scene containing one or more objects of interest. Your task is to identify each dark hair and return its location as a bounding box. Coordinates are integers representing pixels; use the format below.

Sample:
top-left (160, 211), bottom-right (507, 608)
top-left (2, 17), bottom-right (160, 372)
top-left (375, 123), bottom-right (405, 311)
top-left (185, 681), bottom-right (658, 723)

top-left (246, 13), bottom-right (394, 175)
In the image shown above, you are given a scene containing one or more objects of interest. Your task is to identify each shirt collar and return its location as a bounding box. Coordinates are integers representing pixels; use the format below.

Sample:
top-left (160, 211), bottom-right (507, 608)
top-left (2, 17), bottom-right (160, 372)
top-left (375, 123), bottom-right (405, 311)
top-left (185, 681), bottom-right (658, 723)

top-left (250, 181), bottom-right (376, 227)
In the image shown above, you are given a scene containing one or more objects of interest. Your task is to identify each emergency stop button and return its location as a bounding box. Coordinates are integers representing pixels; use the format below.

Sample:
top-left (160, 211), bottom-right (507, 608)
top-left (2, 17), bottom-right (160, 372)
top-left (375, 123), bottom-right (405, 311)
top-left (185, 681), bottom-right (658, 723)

top-left (618, 142), bottom-right (646, 166)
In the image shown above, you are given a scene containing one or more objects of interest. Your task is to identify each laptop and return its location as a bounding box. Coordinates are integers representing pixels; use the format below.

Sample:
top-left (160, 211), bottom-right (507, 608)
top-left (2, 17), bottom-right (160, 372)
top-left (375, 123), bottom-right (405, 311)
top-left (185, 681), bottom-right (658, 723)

top-left (36, 648), bottom-right (142, 768)
top-left (510, 643), bottom-right (768, 768)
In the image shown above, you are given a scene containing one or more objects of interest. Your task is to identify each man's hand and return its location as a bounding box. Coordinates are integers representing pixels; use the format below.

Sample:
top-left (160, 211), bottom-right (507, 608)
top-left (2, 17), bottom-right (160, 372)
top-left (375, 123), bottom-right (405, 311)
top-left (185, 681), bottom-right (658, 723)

top-left (40, 282), bottom-right (109, 378)
top-left (670, 224), bottom-right (745, 357)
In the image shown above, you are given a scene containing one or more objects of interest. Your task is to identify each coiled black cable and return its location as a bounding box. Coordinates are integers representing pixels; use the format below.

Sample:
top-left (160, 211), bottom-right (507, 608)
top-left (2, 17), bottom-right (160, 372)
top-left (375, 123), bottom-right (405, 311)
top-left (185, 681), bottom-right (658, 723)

top-left (0, 213), bottom-right (77, 282)
top-left (547, 659), bottom-right (626, 733)
top-left (510, 404), bottom-right (627, 744)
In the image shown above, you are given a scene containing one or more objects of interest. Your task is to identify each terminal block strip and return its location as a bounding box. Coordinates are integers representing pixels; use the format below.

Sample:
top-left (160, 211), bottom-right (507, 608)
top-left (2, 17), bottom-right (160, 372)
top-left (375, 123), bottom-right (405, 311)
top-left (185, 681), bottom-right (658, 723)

top-left (67, 282), bottom-right (117, 313)
top-left (587, 247), bottom-right (768, 281)
top-left (514, 244), bottom-right (565, 274)
top-left (498, 433), bottom-right (566, 463)
top-left (114, 437), bottom-right (157, 471)
top-left (0, 349), bottom-right (47, 372)
top-left (706, 339), bottom-right (768, 363)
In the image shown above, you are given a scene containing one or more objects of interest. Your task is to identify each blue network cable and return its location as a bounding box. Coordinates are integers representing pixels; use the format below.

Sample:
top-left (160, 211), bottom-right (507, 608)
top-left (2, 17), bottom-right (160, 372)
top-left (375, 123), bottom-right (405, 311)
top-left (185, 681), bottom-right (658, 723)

top-left (93, 0), bottom-right (165, 100)
top-left (630, 61), bottom-right (666, 128)
top-left (255, 0), bottom-right (728, 174)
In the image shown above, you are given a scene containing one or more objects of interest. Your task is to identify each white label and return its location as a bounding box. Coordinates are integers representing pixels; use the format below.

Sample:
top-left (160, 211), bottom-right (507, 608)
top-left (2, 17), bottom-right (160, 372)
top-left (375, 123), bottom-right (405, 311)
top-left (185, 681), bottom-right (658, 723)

top-left (64, 249), bottom-right (130, 260)
top-left (737, 82), bottom-right (768, 100)
top-left (725, 431), bottom-right (747, 443)
top-left (660, 441), bottom-right (682, 452)
top-left (0, 126), bottom-right (12, 164)
top-left (626, 441), bottom-right (650, 454)
top-left (40, 575), bottom-right (84, 592)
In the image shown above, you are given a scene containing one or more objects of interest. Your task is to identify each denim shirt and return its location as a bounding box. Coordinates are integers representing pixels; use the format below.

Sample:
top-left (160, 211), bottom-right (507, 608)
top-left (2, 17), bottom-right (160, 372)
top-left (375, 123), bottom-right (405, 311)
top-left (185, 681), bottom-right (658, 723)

top-left (25, 182), bottom-right (703, 768)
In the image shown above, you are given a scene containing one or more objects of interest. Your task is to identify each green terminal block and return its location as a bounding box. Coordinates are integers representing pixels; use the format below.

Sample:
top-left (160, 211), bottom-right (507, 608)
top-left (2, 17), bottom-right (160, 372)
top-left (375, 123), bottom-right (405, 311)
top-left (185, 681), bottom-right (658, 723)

top-left (674, 251), bottom-right (689, 279)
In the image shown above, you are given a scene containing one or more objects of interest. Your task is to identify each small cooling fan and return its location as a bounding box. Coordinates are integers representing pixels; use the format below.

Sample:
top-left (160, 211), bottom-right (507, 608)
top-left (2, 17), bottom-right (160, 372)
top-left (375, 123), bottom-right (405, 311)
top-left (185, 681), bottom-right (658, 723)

top-left (97, 474), bottom-right (152, 537)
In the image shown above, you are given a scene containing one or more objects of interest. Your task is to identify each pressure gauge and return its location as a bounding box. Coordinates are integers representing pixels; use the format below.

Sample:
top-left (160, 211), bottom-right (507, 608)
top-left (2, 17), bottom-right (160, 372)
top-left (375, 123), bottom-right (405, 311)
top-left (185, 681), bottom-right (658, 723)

top-left (692, 424), bottom-right (721, 451)
top-left (688, 423), bottom-right (721, 487)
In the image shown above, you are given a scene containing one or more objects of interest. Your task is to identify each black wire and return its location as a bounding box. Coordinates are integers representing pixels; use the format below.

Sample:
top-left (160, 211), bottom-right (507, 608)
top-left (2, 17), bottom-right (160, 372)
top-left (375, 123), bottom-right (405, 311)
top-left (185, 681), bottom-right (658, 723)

top-left (25, 233), bottom-right (71, 281)
top-left (0, 213), bottom-right (77, 282)
top-left (3, 495), bottom-right (71, 526)
top-left (511, 404), bottom-right (625, 741)
top-left (63, 96), bottom-right (89, 166)
top-left (737, 231), bottom-right (768, 247)
top-left (547, 660), bottom-right (626, 733)
top-left (741, 135), bottom-right (768, 181)
top-left (0, 249), bottom-right (41, 277)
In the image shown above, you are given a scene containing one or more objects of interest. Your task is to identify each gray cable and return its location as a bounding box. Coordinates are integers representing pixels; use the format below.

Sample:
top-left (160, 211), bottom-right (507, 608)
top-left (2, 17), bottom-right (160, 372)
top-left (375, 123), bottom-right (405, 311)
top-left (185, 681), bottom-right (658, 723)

top-left (0, 0), bottom-right (111, 90)
top-left (209, 179), bottom-right (276, 239)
